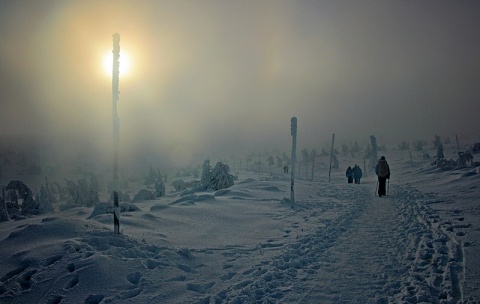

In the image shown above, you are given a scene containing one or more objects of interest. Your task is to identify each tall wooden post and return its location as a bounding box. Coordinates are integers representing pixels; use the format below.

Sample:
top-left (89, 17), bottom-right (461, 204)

top-left (290, 117), bottom-right (297, 204)
top-left (112, 33), bottom-right (120, 234)
top-left (328, 133), bottom-right (335, 183)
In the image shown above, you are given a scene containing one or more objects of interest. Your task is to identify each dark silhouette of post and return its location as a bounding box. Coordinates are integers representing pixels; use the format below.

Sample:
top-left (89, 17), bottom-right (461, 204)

top-left (112, 33), bottom-right (120, 234)
top-left (290, 117), bottom-right (297, 204)
top-left (328, 133), bottom-right (335, 183)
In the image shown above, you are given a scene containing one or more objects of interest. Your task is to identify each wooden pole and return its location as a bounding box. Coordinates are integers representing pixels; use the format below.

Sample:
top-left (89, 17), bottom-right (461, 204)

top-left (328, 133), bottom-right (335, 183)
top-left (112, 33), bottom-right (120, 234)
top-left (290, 117), bottom-right (297, 204)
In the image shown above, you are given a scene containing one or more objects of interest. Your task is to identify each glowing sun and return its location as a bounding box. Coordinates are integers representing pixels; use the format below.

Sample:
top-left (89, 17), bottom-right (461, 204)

top-left (103, 51), bottom-right (131, 76)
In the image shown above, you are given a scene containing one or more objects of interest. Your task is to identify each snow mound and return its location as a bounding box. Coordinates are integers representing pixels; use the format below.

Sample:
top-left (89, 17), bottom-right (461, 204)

top-left (88, 202), bottom-right (140, 219)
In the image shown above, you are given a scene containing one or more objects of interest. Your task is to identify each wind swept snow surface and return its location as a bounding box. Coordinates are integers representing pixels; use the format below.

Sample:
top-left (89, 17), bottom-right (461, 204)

top-left (0, 148), bottom-right (479, 303)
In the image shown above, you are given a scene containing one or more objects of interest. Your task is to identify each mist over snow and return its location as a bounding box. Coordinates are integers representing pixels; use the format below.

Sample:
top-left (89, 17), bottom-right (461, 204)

top-left (0, 140), bottom-right (479, 303)
top-left (0, 1), bottom-right (479, 169)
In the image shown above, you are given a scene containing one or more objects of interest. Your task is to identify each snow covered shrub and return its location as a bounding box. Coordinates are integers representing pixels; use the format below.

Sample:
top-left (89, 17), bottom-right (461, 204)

top-left (6, 180), bottom-right (40, 215)
top-left (88, 201), bottom-right (140, 219)
top-left (200, 160), bottom-right (211, 186)
top-left (172, 179), bottom-right (187, 192)
top-left (414, 140), bottom-right (426, 151)
top-left (155, 178), bottom-right (165, 197)
top-left (0, 193), bottom-right (9, 221)
top-left (331, 154), bottom-right (339, 169)
top-left (144, 166), bottom-right (157, 185)
top-left (202, 161), bottom-right (234, 191)
top-left (367, 135), bottom-right (378, 168)
top-left (436, 143), bottom-right (445, 160)
top-left (64, 173), bottom-right (100, 208)
top-left (132, 189), bottom-right (156, 203)
top-left (398, 141), bottom-right (409, 151)
top-left (433, 135), bottom-right (442, 149)
top-left (36, 184), bottom-right (54, 214)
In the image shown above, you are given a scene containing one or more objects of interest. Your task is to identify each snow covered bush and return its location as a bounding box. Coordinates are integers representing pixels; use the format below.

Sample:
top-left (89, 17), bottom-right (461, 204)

top-left (200, 160), bottom-right (211, 186)
top-left (171, 180), bottom-right (201, 192)
top-left (132, 189), bottom-right (156, 203)
top-left (88, 201), bottom-right (140, 219)
top-left (155, 179), bottom-right (165, 197)
top-left (63, 173), bottom-right (100, 208)
top-left (201, 161), bottom-right (234, 191)
top-left (6, 180), bottom-right (40, 215)
top-left (36, 183), bottom-right (54, 214)
top-left (172, 179), bottom-right (187, 192)
top-left (0, 193), bottom-right (9, 221)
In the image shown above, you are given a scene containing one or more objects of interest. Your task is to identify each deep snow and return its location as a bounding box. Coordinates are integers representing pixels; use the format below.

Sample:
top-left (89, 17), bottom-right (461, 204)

top-left (0, 142), bottom-right (479, 303)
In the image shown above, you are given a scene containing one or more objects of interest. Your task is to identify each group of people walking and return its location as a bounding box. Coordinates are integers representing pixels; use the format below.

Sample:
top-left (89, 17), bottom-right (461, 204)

top-left (345, 164), bottom-right (363, 184)
top-left (346, 156), bottom-right (391, 197)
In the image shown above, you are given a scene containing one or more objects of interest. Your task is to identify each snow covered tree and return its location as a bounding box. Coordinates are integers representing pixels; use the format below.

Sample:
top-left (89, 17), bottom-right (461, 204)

top-left (332, 153), bottom-right (339, 169)
top-left (437, 143), bottom-right (445, 160)
top-left (201, 160), bottom-right (211, 186)
top-left (276, 156), bottom-right (283, 171)
top-left (398, 141), bottom-right (410, 150)
top-left (6, 181), bottom-right (39, 215)
top-left (310, 149), bottom-right (318, 181)
top-left (414, 140), bottom-right (426, 151)
top-left (0, 187), bottom-right (9, 221)
top-left (155, 177), bottom-right (166, 197)
top-left (201, 161), bottom-right (234, 191)
top-left (433, 135), bottom-right (442, 149)
top-left (267, 155), bottom-right (274, 174)
top-left (209, 162), bottom-right (234, 190)
top-left (301, 148), bottom-right (310, 180)
top-left (64, 173), bottom-right (99, 208)
top-left (172, 179), bottom-right (187, 192)
top-left (36, 178), bottom-right (55, 214)
top-left (351, 141), bottom-right (361, 153)
top-left (369, 135), bottom-right (378, 168)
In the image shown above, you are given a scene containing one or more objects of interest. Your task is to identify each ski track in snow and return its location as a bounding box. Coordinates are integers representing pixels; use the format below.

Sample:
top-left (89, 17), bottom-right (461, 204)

top-left (0, 160), bottom-right (478, 303)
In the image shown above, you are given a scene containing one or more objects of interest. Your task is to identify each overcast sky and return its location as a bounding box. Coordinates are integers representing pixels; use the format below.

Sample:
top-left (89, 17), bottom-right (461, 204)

top-left (1, 1), bottom-right (479, 167)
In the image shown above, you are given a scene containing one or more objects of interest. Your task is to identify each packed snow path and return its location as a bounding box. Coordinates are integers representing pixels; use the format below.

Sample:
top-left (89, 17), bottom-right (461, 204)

top-left (181, 179), bottom-right (466, 303)
top-left (287, 183), bottom-right (464, 304)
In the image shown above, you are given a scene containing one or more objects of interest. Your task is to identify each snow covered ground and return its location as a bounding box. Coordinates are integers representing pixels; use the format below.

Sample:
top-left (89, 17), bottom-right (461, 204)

top-left (0, 142), bottom-right (479, 303)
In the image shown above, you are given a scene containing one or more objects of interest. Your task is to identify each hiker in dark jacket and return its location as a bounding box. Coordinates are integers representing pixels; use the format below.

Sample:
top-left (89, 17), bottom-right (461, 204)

top-left (353, 165), bottom-right (363, 184)
top-left (375, 156), bottom-right (390, 197)
top-left (346, 166), bottom-right (354, 184)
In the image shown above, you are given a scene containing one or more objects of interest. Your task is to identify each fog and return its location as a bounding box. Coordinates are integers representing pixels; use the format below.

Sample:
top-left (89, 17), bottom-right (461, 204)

top-left (1, 1), bottom-right (479, 170)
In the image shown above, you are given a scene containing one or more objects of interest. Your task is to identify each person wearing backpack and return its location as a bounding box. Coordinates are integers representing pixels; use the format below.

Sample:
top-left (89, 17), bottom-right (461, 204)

top-left (353, 164), bottom-right (363, 184)
top-left (346, 166), bottom-right (354, 184)
top-left (375, 156), bottom-right (390, 197)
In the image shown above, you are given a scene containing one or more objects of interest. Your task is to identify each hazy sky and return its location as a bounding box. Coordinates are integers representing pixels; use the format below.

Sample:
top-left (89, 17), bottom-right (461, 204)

top-left (1, 1), bottom-right (479, 167)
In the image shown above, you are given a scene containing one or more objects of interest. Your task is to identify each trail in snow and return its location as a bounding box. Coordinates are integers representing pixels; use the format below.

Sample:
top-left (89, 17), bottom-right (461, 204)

top-left (294, 184), bottom-right (404, 303)
top-left (0, 163), bottom-right (476, 304)
top-left (209, 179), bottom-right (466, 304)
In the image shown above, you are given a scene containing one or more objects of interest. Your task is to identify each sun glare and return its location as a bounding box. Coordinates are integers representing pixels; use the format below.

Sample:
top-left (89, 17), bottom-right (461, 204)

top-left (103, 51), bottom-right (131, 76)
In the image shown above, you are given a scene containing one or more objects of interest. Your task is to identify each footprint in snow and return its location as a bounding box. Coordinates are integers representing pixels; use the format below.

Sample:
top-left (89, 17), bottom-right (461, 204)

top-left (41, 255), bottom-right (63, 267)
top-left (47, 294), bottom-right (63, 304)
top-left (65, 274), bottom-right (79, 289)
top-left (126, 272), bottom-right (143, 285)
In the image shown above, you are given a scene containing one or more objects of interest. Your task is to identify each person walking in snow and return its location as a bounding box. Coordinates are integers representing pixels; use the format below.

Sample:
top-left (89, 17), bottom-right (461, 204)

top-left (346, 166), bottom-right (354, 184)
top-left (353, 165), bottom-right (363, 184)
top-left (375, 156), bottom-right (390, 197)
